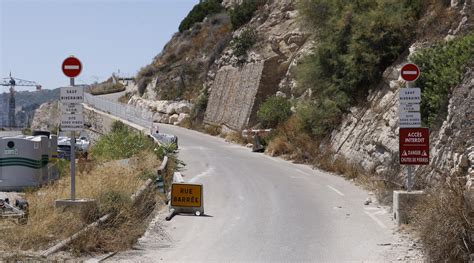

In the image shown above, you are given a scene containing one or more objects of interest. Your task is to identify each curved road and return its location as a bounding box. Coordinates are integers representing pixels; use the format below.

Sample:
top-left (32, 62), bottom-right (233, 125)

top-left (112, 124), bottom-right (415, 262)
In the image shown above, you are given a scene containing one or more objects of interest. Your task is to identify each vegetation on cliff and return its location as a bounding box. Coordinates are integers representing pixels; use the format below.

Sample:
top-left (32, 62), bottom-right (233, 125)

top-left (179, 0), bottom-right (223, 33)
top-left (136, 12), bottom-right (231, 100)
top-left (90, 81), bottom-right (125, 96)
top-left (257, 95), bottom-right (292, 128)
top-left (229, 0), bottom-right (265, 29)
top-left (295, 0), bottom-right (424, 136)
top-left (231, 27), bottom-right (257, 58)
top-left (413, 33), bottom-right (474, 128)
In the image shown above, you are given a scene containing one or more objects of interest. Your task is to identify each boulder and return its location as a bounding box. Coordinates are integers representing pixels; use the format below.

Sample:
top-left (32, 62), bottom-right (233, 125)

top-left (166, 104), bottom-right (177, 115)
top-left (160, 115), bottom-right (170, 124)
top-left (155, 101), bottom-right (171, 114)
top-left (169, 114), bottom-right (179, 124)
top-left (175, 101), bottom-right (192, 114)
top-left (177, 113), bottom-right (190, 125)
top-left (152, 113), bottom-right (163, 123)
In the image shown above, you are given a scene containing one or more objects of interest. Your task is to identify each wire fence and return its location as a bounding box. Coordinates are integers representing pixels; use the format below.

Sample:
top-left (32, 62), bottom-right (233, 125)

top-left (84, 93), bottom-right (153, 129)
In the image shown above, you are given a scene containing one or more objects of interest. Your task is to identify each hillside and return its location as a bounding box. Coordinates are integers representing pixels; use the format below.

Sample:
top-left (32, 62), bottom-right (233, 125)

top-left (0, 88), bottom-right (59, 128)
top-left (123, 0), bottom-right (473, 260)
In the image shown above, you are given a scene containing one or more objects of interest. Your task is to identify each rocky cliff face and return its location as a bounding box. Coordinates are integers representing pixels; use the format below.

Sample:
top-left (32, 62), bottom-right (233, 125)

top-left (128, 0), bottom-right (311, 129)
top-left (204, 0), bottom-right (311, 129)
top-left (421, 67), bottom-right (473, 186)
top-left (130, 0), bottom-right (472, 190)
top-left (329, 1), bottom-right (473, 189)
top-left (31, 102), bottom-right (59, 132)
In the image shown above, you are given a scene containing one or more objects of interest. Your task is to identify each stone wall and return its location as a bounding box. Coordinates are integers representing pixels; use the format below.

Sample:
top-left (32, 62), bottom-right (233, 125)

top-left (83, 107), bottom-right (115, 142)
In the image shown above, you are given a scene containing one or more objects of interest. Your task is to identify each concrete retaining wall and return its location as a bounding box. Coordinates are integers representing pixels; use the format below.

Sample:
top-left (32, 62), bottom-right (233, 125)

top-left (204, 62), bottom-right (265, 130)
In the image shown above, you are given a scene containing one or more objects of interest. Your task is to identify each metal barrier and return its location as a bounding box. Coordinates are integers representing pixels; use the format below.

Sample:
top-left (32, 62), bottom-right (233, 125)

top-left (242, 129), bottom-right (272, 137)
top-left (84, 93), bottom-right (153, 129)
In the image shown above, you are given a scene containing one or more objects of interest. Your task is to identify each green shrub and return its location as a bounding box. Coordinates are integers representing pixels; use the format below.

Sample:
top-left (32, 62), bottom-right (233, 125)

top-left (296, 99), bottom-right (344, 136)
top-left (136, 64), bottom-right (158, 96)
top-left (412, 33), bottom-right (474, 128)
top-left (257, 95), bottom-right (292, 128)
top-left (111, 120), bottom-right (128, 133)
top-left (190, 91), bottom-right (209, 121)
top-left (296, 0), bottom-right (422, 137)
top-left (91, 121), bottom-right (156, 161)
top-left (179, 0), bottom-right (223, 33)
top-left (232, 27), bottom-right (257, 57)
top-left (229, 0), bottom-right (265, 29)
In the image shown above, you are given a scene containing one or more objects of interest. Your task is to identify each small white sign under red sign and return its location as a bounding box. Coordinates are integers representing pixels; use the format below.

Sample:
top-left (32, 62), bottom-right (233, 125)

top-left (399, 88), bottom-right (421, 104)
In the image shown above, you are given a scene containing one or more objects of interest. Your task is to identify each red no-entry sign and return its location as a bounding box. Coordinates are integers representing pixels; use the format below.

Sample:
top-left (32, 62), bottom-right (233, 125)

top-left (399, 128), bottom-right (429, 165)
top-left (62, 56), bottom-right (82, 78)
top-left (401, 63), bottom-right (420, 82)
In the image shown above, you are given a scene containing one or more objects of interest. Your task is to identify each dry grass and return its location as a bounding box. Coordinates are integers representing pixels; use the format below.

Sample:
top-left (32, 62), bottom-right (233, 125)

top-left (90, 82), bottom-right (126, 96)
top-left (0, 150), bottom-right (161, 255)
top-left (264, 115), bottom-right (400, 204)
top-left (265, 116), bottom-right (317, 163)
top-left (266, 135), bottom-right (294, 157)
top-left (204, 124), bottom-right (221, 136)
top-left (225, 131), bottom-right (246, 145)
top-left (411, 179), bottom-right (473, 262)
top-left (118, 93), bottom-right (131, 104)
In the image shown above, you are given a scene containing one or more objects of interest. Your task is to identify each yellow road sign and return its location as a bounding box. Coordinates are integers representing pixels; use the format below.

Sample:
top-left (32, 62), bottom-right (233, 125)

top-left (171, 183), bottom-right (202, 207)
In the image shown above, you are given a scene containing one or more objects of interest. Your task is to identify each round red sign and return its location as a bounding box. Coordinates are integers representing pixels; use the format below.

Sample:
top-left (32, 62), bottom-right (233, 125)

top-left (401, 63), bottom-right (420, 82)
top-left (62, 56), bottom-right (82, 78)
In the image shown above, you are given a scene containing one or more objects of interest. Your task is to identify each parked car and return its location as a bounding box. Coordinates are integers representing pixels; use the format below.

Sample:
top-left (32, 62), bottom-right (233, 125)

top-left (57, 144), bottom-right (71, 160)
top-left (57, 135), bottom-right (90, 160)
top-left (153, 133), bottom-right (178, 148)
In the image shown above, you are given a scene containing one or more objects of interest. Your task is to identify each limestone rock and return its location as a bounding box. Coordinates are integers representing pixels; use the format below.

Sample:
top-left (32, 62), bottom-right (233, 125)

top-left (169, 114), bottom-right (179, 124)
top-left (177, 113), bottom-right (190, 125)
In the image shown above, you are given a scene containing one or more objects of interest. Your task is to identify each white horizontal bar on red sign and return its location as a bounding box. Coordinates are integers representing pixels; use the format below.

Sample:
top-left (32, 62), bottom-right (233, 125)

top-left (64, 65), bottom-right (80, 69)
top-left (402, 71), bottom-right (418, 75)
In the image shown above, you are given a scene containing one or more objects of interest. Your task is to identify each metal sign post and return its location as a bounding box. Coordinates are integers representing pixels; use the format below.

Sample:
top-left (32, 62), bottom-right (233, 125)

top-left (61, 56), bottom-right (83, 201)
top-left (399, 64), bottom-right (431, 192)
top-left (70, 77), bottom-right (76, 200)
top-left (407, 166), bottom-right (413, 192)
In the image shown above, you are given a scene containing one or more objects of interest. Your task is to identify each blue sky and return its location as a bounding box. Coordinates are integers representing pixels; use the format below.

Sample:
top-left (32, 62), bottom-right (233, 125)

top-left (0, 0), bottom-right (197, 90)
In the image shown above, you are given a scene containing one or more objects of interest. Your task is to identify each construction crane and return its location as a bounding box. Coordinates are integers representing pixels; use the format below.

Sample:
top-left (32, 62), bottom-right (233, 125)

top-left (0, 72), bottom-right (41, 128)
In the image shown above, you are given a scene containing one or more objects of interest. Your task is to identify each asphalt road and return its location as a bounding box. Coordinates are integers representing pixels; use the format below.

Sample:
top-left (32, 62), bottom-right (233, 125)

top-left (112, 124), bottom-right (414, 262)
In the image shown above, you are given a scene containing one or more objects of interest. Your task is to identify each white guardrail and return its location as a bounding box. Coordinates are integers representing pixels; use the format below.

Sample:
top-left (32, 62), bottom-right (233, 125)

top-left (84, 93), bottom-right (153, 129)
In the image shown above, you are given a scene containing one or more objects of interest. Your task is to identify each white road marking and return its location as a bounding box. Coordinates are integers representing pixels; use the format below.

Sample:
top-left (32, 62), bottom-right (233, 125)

top-left (296, 169), bottom-right (309, 176)
top-left (189, 167), bottom-right (214, 183)
top-left (326, 185), bottom-right (345, 196)
top-left (364, 211), bottom-right (387, 229)
top-left (364, 207), bottom-right (379, 211)
top-left (180, 146), bottom-right (209, 151)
